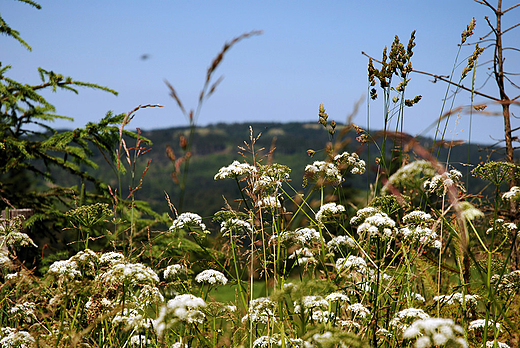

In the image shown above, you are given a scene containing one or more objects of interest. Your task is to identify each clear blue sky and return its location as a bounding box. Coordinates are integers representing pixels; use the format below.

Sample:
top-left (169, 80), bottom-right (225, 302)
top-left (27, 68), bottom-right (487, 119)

top-left (3, 0), bottom-right (519, 145)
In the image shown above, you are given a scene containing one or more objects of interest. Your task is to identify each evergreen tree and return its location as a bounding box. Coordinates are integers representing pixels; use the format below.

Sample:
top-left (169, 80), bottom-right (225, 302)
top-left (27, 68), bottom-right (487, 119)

top-left (0, 1), bottom-right (141, 252)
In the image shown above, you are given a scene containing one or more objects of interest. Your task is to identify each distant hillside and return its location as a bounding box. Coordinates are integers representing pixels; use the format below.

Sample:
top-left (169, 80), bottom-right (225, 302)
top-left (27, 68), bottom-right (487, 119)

top-left (48, 122), bottom-right (506, 219)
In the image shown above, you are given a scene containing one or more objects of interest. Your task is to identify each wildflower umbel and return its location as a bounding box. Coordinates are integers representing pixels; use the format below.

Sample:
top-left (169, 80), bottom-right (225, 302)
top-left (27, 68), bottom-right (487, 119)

top-left (214, 160), bottom-right (256, 180)
top-left (315, 203), bottom-right (346, 226)
top-left (195, 269), bottom-right (228, 285)
top-left (170, 212), bottom-right (207, 232)
top-left (424, 169), bottom-right (465, 196)
top-left (333, 151), bottom-right (366, 175)
top-left (352, 208), bottom-right (396, 240)
top-left (402, 318), bottom-right (467, 348)
top-left (304, 161), bottom-right (342, 185)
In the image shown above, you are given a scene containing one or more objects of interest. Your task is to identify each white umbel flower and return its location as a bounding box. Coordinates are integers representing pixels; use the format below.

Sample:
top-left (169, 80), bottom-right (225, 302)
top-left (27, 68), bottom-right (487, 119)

top-left (403, 318), bottom-right (467, 348)
top-left (315, 203), bottom-right (345, 226)
top-left (195, 269), bottom-right (228, 285)
top-left (214, 160), bottom-right (256, 180)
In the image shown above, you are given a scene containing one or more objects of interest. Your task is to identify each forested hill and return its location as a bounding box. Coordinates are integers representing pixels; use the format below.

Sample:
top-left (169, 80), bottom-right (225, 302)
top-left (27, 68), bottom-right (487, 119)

top-left (51, 122), bottom-right (504, 219)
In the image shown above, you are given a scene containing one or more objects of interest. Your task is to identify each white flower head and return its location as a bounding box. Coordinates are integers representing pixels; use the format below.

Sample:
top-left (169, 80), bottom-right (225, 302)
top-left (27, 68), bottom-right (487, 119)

top-left (356, 212), bottom-right (396, 240)
top-left (214, 160), bottom-right (256, 180)
top-left (334, 151), bottom-right (366, 175)
top-left (0, 328), bottom-right (36, 348)
top-left (288, 247), bottom-right (317, 266)
top-left (327, 235), bottom-right (356, 251)
top-left (257, 195), bottom-right (281, 209)
top-left (253, 336), bottom-right (278, 348)
top-left (315, 202), bottom-right (346, 226)
top-left (502, 186), bottom-right (520, 201)
top-left (96, 262), bottom-right (159, 287)
top-left (48, 259), bottom-right (82, 283)
top-left (164, 264), bottom-right (186, 280)
top-left (220, 218), bottom-right (253, 236)
top-left (170, 212), bottom-right (207, 233)
top-left (195, 269), bottom-right (228, 285)
top-left (99, 251), bottom-right (126, 267)
top-left (390, 308), bottom-right (430, 332)
top-left (242, 297), bottom-right (277, 324)
top-left (335, 255), bottom-right (368, 275)
top-left (424, 169), bottom-right (465, 197)
top-left (154, 294), bottom-right (207, 336)
top-left (403, 318), bottom-right (467, 348)
top-left (305, 160), bottom-right (342, 184)
top-left (346, 303), bottom-right (370, 319)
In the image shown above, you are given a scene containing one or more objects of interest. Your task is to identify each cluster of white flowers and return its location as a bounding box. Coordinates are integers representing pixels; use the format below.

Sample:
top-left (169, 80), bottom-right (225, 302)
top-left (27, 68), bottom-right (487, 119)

top-left (0, 217), bottom-right (37, 250)
top-left (276, 227), bottom-right (320, 245)
top-left (70, 248), bottom-right (99, 277)
top-left (350, 207), bottom-right (380, 225)
top-left (257, 195), bottom-right (281, 209)
top-left (96, 262), bottom-right (160, 287)
top-left (138, 284), bottom-right (164, 306)
top-left (214, 160), bottom-right (256, 180)
top-left (333, 151), bottom-right (366, 175)
top-left (277, 337), bottom-right (304, 348)
top-left (242, 297), bottom-right (276, 324)
top-left (170, 342), bottom-right (189, 348)
top-left (355, 212), bottom-right (396, 240)
top-left (486, 218), bottom-right (517, 236)
top-left (486, 341), bottom-right (510, 348)
top-left (346, 303), bottom-right (370, 319)
top-left (433, 292), bottom-right (480, 307)
top-left (382, 160), bottom-right (436, 194)
top-left (327, 235), bottom-right (356, 251)
top-left (253, 164), bottom-right (291, 192)
top-left (315, 203), bottom-right (346, 226)
top-left (402, 318), bottom-right (467, 348)
top-left (0, 248), bottom-right (11, 268)
top-left (502, 186), bottom-right (520, 201)
top-left (399, 226), bottom-right (441, 249)
top-left (289, 247), bottom-right (317, 266)
top-left (0, 327), bottom-right (36, 348)
top-left (402, 211), bottom-right (434, 225)
top-left (294, 296), bottom-right (328, 314)
top-left (304, 161), bottom-right (342, 184)
top-left (335, 256), bottom-right (368, 274)
top-left (164, 264), bottom-right (186, 280)
top-left (311, 309), bottom-right (335, 323)
top-left (325, 292), bottom-right (349, 303)
top-left (252, 336), bottom-right (278, 348)
top-left (338, 319), bottom-right (361, 330)
top-left (99, 251), bottom-right (125, 267)
top-left (155, 294), bottom-right (207, 337)
top-left (170, 212), bottom-right (207, 232)
top-left (424, 169), bottom-right (464, 196)
top-left (9, 302), bottom-right (37, 324)
top-left (3, 231), bottom-right (37, 249)
top-left (468, 319), bottom-right (501, 332)
top-left (129, 335), bottom-right (151, 347)
top-left (405, 292), bottom-right (426, 303)
top-left (491, 270), bottom-right (520, 293)
top-left (85, 297), bottom-right (114, 312)
top-left (195, 269), bottom-right (228, 285)
top-left (48, 259), bottom-right (82, 283)
top-left (390, 308), bottom-right (430, 332)
top-left (112, 308), bottom-right (152, 330)
top-left (220, 218), bottom-right (253, 236)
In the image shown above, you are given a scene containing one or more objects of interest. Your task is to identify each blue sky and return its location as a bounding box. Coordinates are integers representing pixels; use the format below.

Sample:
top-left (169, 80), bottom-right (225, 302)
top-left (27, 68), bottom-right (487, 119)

top-left (3, 0), bottom-right (519, 144)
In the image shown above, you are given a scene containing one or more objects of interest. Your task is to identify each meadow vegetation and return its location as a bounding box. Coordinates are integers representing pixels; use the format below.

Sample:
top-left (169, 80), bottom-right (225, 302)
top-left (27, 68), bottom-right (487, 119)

top-left (1, 1), bottom-right (520, 347)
